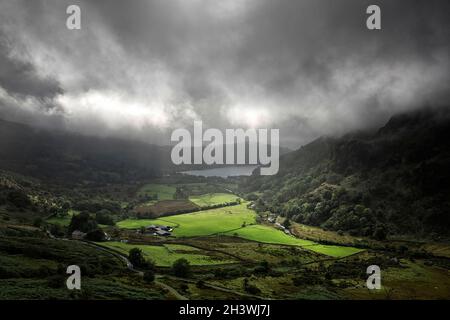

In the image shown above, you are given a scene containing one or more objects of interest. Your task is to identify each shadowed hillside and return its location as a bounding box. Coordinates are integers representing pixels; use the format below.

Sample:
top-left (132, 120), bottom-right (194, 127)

top-left (0, 119), bottom-right (174, 184)
top-left (241, 107), bottom-right (450, 239)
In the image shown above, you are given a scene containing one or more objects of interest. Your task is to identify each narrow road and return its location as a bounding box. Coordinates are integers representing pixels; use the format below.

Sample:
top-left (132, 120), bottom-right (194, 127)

top-left (155, 278), bottom-right (188, 300)
top-left (79, 240), bottom-right (188, 300)
top-left (161, 275), bottom-right (269, 300)
top-left (81, 240), bottom-right (268, 300)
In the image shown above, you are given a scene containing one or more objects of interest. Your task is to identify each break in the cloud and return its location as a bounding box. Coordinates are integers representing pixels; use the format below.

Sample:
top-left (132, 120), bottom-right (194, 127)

top-left (0, 0), bottom-right (449, 147)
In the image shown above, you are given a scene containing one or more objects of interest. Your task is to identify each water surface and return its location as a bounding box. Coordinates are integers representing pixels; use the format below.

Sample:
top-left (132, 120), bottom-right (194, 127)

top-left (181, 165), bottom-right (258, 178)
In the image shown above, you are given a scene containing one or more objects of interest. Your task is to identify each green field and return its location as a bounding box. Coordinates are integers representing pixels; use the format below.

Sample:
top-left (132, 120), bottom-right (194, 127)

top-left (46, 209), bottom-right (78, 226)
top-left (138, 184), bottom-right (176, 200)
top-left (45, 210), bottom-right (109, 229)
top-left (225, 225), bottom-right (364, 257)
top-left (46, 215), bottom-right (71, 226)
top-left (117, 203), bottom-right (362, 257)
top-left (117, 203), bottom-right (256, 237)
top-left (225, 225), bottom-right (316, 246)
top-left (189, 193), bottom-right (239, 207)
top-left (98, 242), bottom-right (234, 266)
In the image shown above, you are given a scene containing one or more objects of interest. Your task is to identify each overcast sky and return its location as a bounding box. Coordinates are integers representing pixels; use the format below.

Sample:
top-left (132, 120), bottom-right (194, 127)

top-left (0, 0), bottom-right (449, 148)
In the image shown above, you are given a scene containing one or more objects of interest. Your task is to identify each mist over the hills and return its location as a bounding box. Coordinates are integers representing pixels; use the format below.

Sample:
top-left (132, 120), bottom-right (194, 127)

top-left (0, 0), bottom-right (449, 148)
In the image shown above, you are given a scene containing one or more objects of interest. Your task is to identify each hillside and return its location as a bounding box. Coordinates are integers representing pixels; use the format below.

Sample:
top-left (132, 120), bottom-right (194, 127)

top-left (240, 108), bottom-right (450, 239)
top-left (0, 119), bottom-right (289, 185)
top-left (0, 118), bottom-right (175, 184)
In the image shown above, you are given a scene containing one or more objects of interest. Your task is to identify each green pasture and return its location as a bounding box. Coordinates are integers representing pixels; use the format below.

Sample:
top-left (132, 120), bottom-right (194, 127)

top-left (117, 199), bottom-right (363, 258)
top-left (189, 193), bottom-right (239, 207)
top-left (45, 209), bottom-right (78, 226)
top-left (97, 241), bottom-right (234, 266)
top-left (138, 184), bottom-right (176, 200)
top-left (224, 225), bottom-right (364, 257)
top-left (117, 203), bottom-right (256, 237)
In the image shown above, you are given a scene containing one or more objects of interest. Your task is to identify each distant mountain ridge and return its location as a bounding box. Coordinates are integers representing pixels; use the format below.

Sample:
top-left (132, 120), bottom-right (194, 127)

top-left (0, 118), bottom-right (174, 184)
top-left (0, 118), bottom-right (290, 184)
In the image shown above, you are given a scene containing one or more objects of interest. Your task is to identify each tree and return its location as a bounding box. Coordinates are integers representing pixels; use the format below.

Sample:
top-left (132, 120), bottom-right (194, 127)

top-left (172, 258), bottom-right (191, 277)
top-left (174, 187), bottom-right (189, 200)
top-left (242, 278), bottom-right (261, 295)
top-left (49, 223), bottom-right (64, 237)
top-left (143, 270), bottom-right (155, 283)
top-left (86, 229), bottom-right (106, 241)
top-left (129, 248), bottom-right (146, 268)
top-left (373, 225), bottom-right (387, 241)
top-left (283, 218), bottom-right (291, 229)
top-left (68, 212), bottom-right (98, 233)
top-left (95, 210), bottom-right (114, 226)
top-left (61, 200), bottom-right (71, 211)
top-left (33, 217), bottom-right (43, 228)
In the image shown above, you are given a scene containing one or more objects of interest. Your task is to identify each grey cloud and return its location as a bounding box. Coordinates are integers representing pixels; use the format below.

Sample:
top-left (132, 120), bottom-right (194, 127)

top-left (0, 0), bottom-right (449, 148)
top-left (0, 34), bottom-right (62, 100)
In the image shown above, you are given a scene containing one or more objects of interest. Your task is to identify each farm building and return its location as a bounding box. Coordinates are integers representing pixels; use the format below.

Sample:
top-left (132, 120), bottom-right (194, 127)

top-left (155, 230), bottom-right (171, 236)
top-left (143, 224), bottom-right (172, 236)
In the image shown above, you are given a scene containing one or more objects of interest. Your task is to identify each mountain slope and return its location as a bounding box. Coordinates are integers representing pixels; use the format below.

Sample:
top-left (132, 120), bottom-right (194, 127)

top-left (241, 107), bottom-right (450, 239)
top-left (0, 118), bottom-right (174, 184)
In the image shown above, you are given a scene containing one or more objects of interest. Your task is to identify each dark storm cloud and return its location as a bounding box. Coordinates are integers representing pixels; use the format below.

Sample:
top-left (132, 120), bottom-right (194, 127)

top-left (0, 33), bottom-right (62, 100)
top-left (0, 0), bottom-right (449, 147)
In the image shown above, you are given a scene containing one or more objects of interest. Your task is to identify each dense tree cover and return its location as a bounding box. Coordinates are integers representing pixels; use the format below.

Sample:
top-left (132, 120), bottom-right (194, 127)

top-left (68, 212), bottom-right (98, 233)
top-left (6, 190), bottom-right (31, 208)
top-left (74, 200), bottom-right (121, 214)
top-left (241, 109), bottom-right (450, 239)
top-left (95, 209), bottom-right (115, 226)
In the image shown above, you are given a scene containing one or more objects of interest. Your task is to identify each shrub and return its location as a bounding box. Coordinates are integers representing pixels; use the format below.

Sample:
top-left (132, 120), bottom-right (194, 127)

top-left (283, 218), bottom-right (291, 229)
top-left (128, 248), bottom-right (146, 269)
top-left (243, 278), bottom-right (261, 295)
top-left (86, 229), bottom-right (106, 241)
top-left (253, 260), bottom-right (270, 275)
top-left (143, 270), bottom-right (155, 283)
top-left (172, 258), bottom-right (191, 278)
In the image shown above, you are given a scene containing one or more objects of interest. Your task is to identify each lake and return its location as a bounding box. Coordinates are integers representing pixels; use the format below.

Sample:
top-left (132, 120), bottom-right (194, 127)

top-left (181, 165), bottom-right (259, 178)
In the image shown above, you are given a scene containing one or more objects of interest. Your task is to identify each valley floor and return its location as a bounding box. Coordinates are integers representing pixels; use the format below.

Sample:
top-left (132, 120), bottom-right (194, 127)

top-left (1, 178), bottom-right (449, 300)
